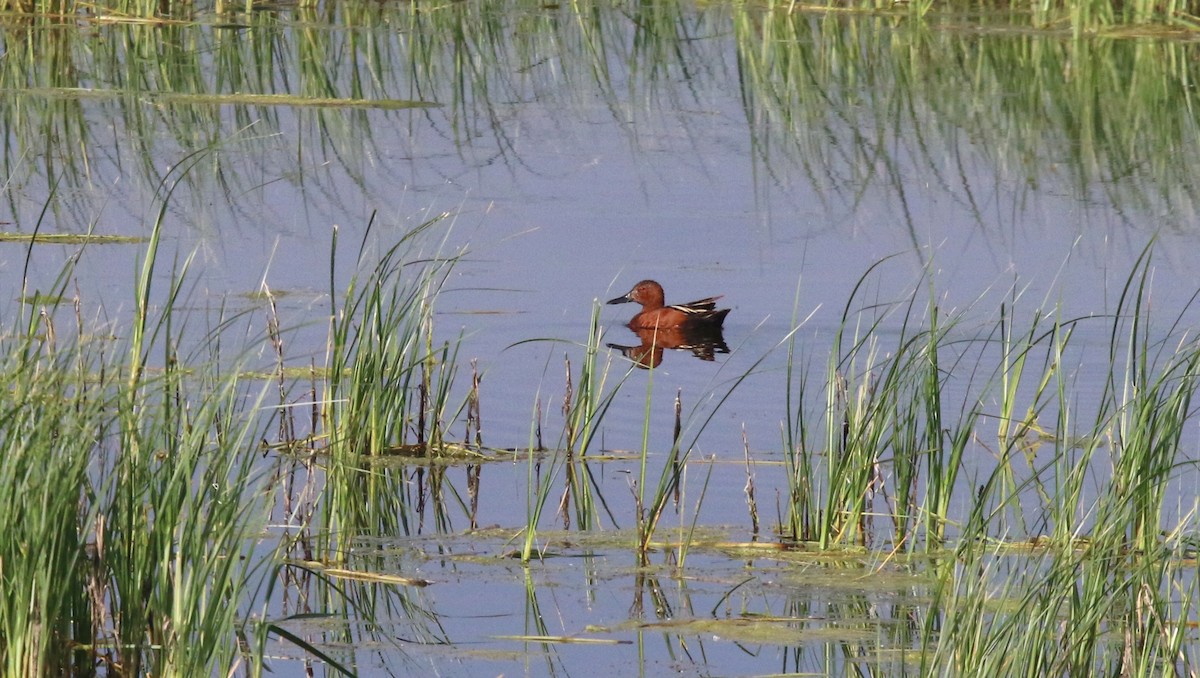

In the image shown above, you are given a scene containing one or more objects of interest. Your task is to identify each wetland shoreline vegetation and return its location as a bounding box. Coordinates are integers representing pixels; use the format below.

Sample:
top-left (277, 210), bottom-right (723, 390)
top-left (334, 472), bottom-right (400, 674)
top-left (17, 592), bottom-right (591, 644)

top-left (3, 0), bottom-right (1200, 675)
top-left (3, 201), bottom-right (1199, 674)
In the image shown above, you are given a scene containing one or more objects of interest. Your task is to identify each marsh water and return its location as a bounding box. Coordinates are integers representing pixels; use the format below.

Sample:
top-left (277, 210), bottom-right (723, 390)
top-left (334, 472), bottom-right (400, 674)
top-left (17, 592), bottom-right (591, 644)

top-left (5, 2), bottom-right (1200, 675)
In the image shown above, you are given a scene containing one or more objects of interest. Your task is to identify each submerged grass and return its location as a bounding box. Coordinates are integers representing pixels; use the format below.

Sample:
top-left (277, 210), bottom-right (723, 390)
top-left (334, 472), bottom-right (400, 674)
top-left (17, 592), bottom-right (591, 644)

top-left (6, 0), bottom-right (1200, 244)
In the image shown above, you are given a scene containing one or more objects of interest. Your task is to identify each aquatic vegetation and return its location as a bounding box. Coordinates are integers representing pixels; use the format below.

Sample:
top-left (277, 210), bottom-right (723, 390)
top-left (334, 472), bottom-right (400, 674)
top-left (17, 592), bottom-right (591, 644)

top-left (2, 196), bottom-right (1199, 674)
top-left (3, 1), bottom-right (1200, 675)
top-left (0, 191), bottom-right (470, 674)
top-left (772, 248), bottom-right (1200, 674)
top-left (0, 190), bottom-right (275, 675)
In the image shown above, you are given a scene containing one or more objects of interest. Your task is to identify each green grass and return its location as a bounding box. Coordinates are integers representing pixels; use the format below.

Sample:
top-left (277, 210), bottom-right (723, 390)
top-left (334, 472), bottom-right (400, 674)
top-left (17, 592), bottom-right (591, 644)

top-left (767, 247), bottom-right (1200, 674)
top-left (3, 0), bottom-right (1198, 27)
top-left (4, 196), bottom-right (1200, 675)
top-left (0, 186), bottom-right (478, 674)
top-left (315, 211), bottom-right (475, 556)
top-left (0, 184), bottom-right (276, 675)
top-left (519, 302), bottom-right (625, 560)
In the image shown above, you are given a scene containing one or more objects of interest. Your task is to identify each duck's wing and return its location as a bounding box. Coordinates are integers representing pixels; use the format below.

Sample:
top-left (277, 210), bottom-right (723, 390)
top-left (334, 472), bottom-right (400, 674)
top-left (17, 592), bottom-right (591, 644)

top-left (670, 295), bottom-right (724, 314)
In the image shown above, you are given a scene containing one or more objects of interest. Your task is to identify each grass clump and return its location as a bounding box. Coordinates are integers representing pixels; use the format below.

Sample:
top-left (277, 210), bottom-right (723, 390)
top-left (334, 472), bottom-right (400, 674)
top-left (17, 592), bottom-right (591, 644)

top-left (0, 203), bottom-right (275, 675)
top-left (783, 263), bottom-right (976, 551)
top-left (0, 191), bottom-right (472, 675)
top-left (301, 211), bottom-right (489, 573)
top-left (773, 250), bottom-right (1200, 674)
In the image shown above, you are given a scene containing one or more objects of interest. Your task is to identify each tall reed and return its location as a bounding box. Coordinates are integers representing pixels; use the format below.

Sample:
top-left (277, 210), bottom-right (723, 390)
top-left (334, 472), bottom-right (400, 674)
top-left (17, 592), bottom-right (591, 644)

top-left (0, 189), bottom-right (277, 675)
top-left (522, 302), bottom-right (619, 560)
top-left (317, 212), bottom-right (469, 555)
top-left (910, 252), bottom-right (1200, 674)
top-left (795, 263), bottom-right (975, 549)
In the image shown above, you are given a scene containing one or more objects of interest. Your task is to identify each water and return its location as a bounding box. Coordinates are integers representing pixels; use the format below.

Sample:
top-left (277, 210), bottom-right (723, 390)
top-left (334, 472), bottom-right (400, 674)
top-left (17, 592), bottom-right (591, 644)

top-left (5, 3), bottom-right (1200, 675)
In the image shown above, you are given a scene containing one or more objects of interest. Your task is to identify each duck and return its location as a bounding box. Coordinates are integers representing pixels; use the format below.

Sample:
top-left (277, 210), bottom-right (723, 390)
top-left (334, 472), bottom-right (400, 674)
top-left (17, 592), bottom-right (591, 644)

top-left (606, 280), bottom-right (730, 330)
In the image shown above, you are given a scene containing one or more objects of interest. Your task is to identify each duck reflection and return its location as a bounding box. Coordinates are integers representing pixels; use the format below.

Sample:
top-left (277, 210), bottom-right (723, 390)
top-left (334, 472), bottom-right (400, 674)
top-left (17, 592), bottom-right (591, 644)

top-left (606, 325), bottom-right (729, 369)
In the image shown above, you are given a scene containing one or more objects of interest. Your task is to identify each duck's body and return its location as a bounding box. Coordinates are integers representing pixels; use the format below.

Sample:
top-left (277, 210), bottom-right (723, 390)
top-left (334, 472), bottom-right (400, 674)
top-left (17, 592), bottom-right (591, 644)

top-left (607, 280), bottom-right (730, 330)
